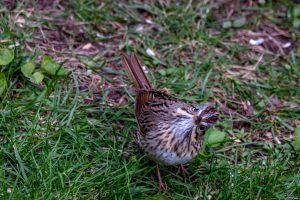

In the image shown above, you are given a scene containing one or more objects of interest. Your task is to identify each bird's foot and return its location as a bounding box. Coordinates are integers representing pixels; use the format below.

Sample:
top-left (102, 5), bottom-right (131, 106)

top-left (178, 164), bottom-right (190, 182)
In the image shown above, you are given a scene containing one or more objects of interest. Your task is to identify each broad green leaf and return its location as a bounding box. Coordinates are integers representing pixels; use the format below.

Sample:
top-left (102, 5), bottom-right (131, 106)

top-left (0, 73), bottom-right (7, 95)
top-left (258, 100), bottom-right (265, 108)
top-left (233, 17), bottom-right (246, 28)
top-left (158, 68), bottom-right (177, 76)
top-left (21, 61), bottom-right (35, 78)
top-left (152, 58), bottom-right (161, 65)
top-left (222, 21), bottom-right (232, 29)
top-left (166, 67), bottom-right (178, 75)
top-left (294, 126), bottom-right (300, 150)
top-left (293, 19), bottom-right (300, 28)
top-left (204, 128), bottom-right (225, 147)
top-left (30, 72), bottom-right (44, 83)
top-left (41, 56), bottom-right (68, 76)
top-left (293, 6), bottom-right (300, 17)
top-left (284, 64), bottom-right (291, 70)
top-left (158, 69), bottom-right (166, 76)
top-left (0, 48), bottom-right (14, 65)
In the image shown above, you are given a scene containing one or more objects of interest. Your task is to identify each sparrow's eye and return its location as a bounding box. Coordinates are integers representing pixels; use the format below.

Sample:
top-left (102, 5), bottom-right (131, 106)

top-left (196, 125), bottom-right (206, 134)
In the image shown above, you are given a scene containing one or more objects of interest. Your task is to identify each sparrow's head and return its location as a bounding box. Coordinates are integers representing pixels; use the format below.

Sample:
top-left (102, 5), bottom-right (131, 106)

top-left (172, 103), bottom-right (219, 140)
top-left (192, 104), bottom-right (219, 134)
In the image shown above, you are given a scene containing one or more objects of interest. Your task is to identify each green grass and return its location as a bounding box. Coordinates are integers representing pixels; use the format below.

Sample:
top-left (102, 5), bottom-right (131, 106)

top-left (1, 0), bottom-right (300, 199)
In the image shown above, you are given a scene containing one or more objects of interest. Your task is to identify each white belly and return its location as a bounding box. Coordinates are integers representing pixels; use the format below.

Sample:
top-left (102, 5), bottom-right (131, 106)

top-left (143, 146), bottom-right (197, 165)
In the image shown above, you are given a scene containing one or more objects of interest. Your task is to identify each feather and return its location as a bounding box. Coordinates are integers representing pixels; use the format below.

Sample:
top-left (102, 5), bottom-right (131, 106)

top-left (121, 53), bottom-right (151, 90)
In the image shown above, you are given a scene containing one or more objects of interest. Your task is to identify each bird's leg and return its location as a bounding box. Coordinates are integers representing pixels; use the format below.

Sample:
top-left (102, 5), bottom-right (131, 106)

top-left (178, 164), bottom-right (190, 182)
top-left (156, 164), bottom-right (166, 191)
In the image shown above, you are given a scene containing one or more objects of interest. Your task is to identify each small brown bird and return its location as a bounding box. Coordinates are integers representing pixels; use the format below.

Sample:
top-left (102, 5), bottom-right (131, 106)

top-left (122, 52), bottom-right (218, 190)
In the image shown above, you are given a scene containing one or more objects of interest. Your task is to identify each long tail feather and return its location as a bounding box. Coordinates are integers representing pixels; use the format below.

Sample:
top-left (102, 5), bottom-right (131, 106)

top-left (121, 53), bottom-right (152, 90)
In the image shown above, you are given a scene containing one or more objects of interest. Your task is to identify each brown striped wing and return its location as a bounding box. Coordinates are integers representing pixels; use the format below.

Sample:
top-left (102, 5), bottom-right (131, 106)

top-left (135, 90), bottom-right (192, 136)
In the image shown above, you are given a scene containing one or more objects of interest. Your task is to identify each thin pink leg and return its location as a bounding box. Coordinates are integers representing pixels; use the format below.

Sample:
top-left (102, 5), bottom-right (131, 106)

top-left (156, 165), bottom-right (166, 191)
top-left (178, 164), bottom-right (190, 182)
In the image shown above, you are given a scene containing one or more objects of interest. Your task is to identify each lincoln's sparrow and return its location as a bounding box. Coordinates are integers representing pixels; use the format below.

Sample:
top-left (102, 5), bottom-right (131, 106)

top-left (122, 53), bottom-right (218, 190)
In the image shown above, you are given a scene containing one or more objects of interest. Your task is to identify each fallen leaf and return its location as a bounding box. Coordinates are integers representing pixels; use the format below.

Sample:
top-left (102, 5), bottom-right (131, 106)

top-left (0, 48), bottom-right (14, 65)
top-left (21, 61), bottom-right (35, 78)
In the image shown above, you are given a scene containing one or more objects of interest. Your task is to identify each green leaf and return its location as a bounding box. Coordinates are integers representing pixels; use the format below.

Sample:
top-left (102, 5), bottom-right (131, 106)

top-left (258, 100), bottom-right (265, 108)
top-left (292, 6), bottom-right (300, 17)
top-left (233, 17), bottom-right (246, 28)
top-left (284, 64), bottom-right (291, 70)
top-left (222, 21), bottom-right (232, 29)
top-left (152, 58), bottom-right (161, 65)
top-left (204, 128), bottom-right (225, 147)
top-left (158, 69), bottom-right (166, 76)
top-left (30, 72), bottom-right (44, 84)
top-left (0, 73), bottom-right (7, 95)
top-left (294, 126), bottom-right (300, 150)
top-left (0, 48), bottom-right (14, 65)
top-left (21, 61), bottom-right (35, 78)
top-left (293, 19), bottom-right (300, 28)
top-left (166, 67), bottom-right (178, 75)
top-left (158, 68), bottom-right (178, 76)
top-left (41, 56), bottom-right (68, 76)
